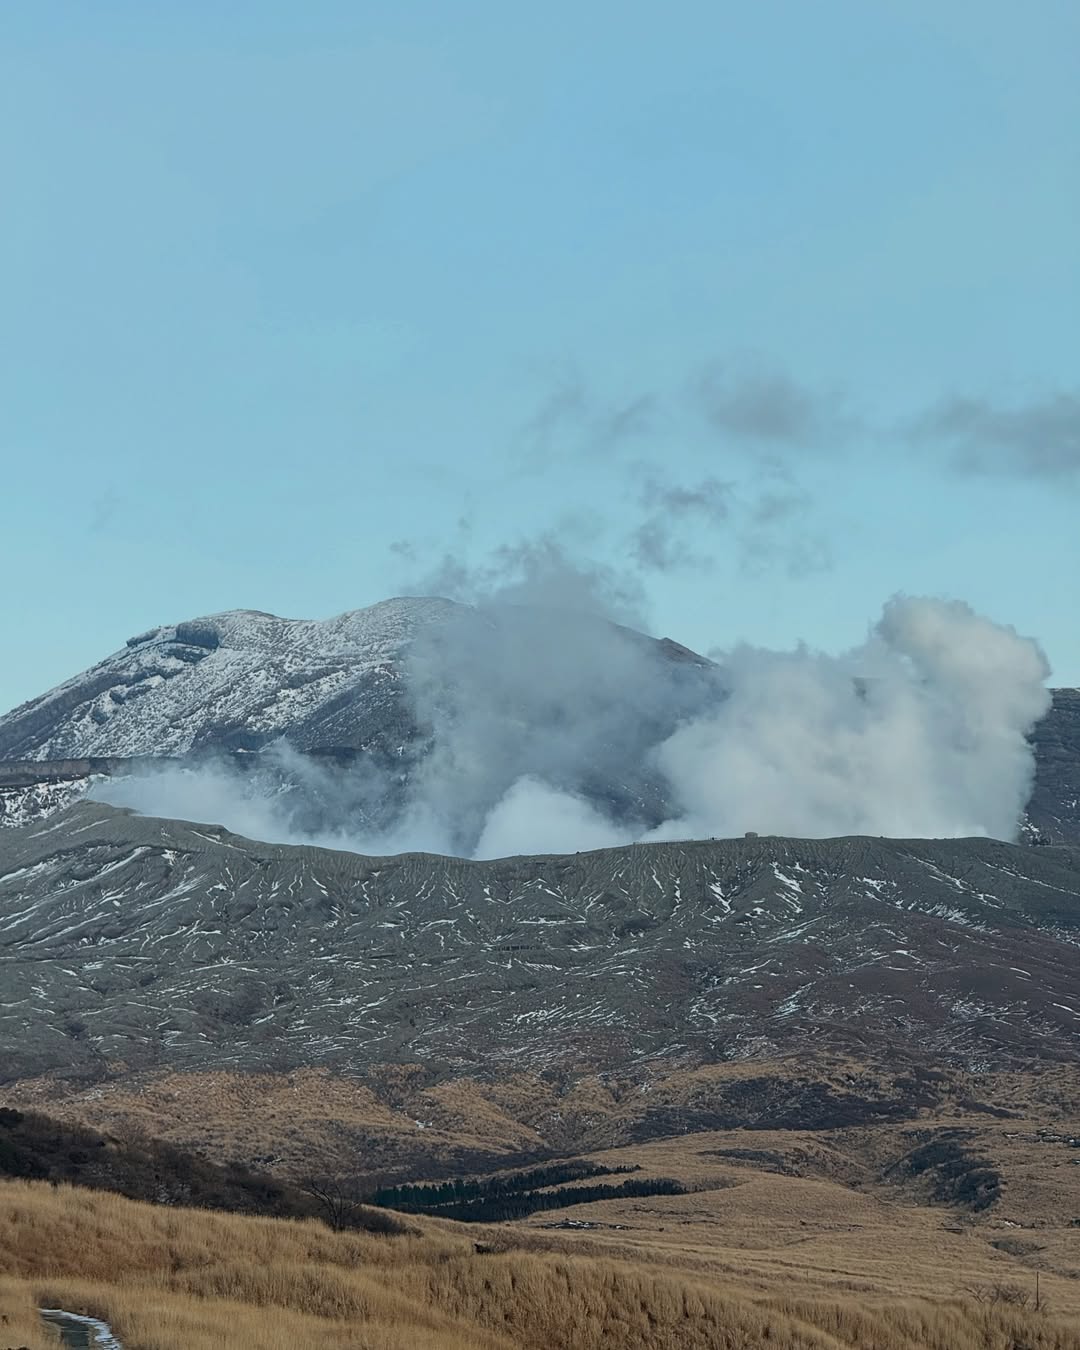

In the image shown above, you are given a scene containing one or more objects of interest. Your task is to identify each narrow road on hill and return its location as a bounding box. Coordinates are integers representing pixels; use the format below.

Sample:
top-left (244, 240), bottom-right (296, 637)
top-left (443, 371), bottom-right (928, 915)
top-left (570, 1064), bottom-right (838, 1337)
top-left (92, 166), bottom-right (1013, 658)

top-left (39, 1309), bottom-right (122, 1348)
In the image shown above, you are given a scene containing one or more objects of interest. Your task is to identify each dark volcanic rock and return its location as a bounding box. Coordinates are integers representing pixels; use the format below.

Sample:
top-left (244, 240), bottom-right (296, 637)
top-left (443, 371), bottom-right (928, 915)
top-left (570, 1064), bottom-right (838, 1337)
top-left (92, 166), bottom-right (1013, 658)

top-left (1, 802), bottom-right (1077, 1080)
top-left (1027, 688), bottom-right (1080, 845)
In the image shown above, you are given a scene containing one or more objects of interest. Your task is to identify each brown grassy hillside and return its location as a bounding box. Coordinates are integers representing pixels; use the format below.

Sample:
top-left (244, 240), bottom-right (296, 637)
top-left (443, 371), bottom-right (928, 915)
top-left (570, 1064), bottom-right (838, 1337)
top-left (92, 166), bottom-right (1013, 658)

top-left (2, 1178), bottom-right (1079, 1350)
top-left (11, 1057), bottom-right (1080, 1181)
top-left (5, 1058), bottom-right (1080, 1346)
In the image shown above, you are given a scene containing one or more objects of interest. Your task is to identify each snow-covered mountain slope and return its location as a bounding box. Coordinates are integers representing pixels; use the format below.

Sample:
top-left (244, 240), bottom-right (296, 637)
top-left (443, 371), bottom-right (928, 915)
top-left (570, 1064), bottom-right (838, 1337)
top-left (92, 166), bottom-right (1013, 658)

top-left (0, 777), bottom-right (92, 829)
top-left (0, 598), bottom-right (464, 760)
top-left (0, 599), bottom-right (1077, 844)
top-left (2, 800), bottom-right (1078, 1080)
top-left (0, 598), bottom-right (720, 849)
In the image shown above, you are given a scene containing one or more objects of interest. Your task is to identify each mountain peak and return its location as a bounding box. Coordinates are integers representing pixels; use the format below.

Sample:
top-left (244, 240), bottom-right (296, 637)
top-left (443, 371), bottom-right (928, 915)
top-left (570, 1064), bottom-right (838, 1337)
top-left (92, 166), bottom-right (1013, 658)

top-left (0, 596), bottom-right (470, 761)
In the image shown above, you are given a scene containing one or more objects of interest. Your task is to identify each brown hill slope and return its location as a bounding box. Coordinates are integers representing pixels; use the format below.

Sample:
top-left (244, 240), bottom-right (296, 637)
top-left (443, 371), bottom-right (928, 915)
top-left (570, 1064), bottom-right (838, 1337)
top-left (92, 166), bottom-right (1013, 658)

top-left (3, 1175), bottom-right (1079, 1349)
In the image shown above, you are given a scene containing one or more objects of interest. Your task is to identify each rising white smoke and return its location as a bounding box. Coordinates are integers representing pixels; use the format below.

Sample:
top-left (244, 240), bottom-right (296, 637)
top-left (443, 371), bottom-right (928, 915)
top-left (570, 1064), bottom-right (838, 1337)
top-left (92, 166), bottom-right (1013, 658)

top-left (643, 596), bottom-right (1051, 844)
top-left (93, 589), bottom-right (1051, 857)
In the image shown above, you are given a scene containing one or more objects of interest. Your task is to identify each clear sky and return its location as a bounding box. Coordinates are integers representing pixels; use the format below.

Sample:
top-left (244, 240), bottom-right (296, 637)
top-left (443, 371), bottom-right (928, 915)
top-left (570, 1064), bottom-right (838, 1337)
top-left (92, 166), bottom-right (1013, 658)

top-left (2, 0), bottom-right (1078, 714)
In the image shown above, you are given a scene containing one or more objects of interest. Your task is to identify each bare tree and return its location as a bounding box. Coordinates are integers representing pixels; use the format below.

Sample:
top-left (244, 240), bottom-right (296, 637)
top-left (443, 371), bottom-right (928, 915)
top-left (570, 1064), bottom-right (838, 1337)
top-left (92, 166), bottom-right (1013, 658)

top-left (300, 1175), bottom-right (368, 1232)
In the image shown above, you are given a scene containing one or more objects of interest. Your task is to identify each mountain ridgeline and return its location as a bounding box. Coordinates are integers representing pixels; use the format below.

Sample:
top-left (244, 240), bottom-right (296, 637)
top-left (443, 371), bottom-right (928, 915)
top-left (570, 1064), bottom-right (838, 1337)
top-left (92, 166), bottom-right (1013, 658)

top-left (0, 599), bottom-right (1077, 1091)
top-left (0, 598), bottom-right (1077, 844)
top-left (0, 598), bottom-right (722, 848)
top-left (1, 799), bottom-right (1078, 1082)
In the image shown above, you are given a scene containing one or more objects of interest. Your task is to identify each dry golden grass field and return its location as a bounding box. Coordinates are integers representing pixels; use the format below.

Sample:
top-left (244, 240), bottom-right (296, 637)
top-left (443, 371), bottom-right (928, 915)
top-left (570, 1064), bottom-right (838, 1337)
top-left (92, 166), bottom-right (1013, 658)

top-left (2, 1176), bottom-right (1079, 1350)
top-left (4, 1058), bottom-right (1080, 1347)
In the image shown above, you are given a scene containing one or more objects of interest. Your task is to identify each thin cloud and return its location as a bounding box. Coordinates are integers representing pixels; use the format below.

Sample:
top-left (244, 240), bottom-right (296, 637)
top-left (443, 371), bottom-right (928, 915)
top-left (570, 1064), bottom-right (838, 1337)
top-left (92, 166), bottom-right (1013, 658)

top-left (520, 373), bottom-right (590, 454)
top-left (916, 391), bottom-right (1080, 479)
top-left (736, 477), bottom-right (832, 579)
top-left (695, 362), bottom-right (851, 447)
top-left (594, 394), bottom-right (656, 452)
top-left (518, 374), bottom-right (656, 465)
top-left (630, 476), bottom-right (732, 572)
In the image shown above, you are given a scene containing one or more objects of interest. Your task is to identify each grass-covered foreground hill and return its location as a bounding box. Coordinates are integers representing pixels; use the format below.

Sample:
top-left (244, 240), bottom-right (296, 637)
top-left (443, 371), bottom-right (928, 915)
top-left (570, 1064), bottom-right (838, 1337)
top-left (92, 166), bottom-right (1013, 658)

top-left (2, 1176), bottom-right (1080, 1350)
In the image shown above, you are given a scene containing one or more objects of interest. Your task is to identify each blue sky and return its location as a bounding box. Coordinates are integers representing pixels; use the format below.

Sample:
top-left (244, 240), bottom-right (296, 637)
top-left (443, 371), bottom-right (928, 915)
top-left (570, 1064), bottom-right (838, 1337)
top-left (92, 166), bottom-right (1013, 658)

top-left (2, 0), bottom-right (1078, 713)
